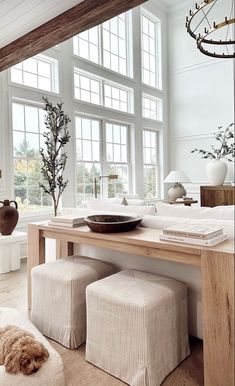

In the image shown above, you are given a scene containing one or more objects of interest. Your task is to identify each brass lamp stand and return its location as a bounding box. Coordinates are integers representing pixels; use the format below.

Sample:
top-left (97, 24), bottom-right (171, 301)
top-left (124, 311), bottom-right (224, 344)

top-left (94, 175), bottom-right (118, 198)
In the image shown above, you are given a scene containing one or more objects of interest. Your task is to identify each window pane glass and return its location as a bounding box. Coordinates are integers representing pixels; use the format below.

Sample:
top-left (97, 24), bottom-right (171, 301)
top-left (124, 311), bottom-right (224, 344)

top-left (105, 122), bottom-right (128, 196)
top-left (74, 69), bottom-right (101, 105)
top-left (142, 94), bottom-right (162, 121)
top-left (26, 133), bottom-right (39, 152)
top-left (23, 58), bottom-right (37, 73)
top-left (92, 142), bottom-right (100, 161)
top-left (24, 72), bottom-right (37, 88)
top-left (92, 120), bottom-right (99, 140)
top-left (141, 12), bottom-right (159, 88)
top-left (25, 106), bottom-right (39, 133)
top-left (38, 76), bottom-right (51, 91)
top-left (13, 102), bottom-right (51, 212)
top-left (75, 117), bottom-right (101, 203)
top-left (12, 103), bottom-right (24, 131)
top-left (11, 68), bottom-right (23, 84)
top-left (11, 54), bottom-right (58, 93)
top-left (102, 13), bottom-right (128, 75)
top-left (13, 132), bottom-right (25, 157)
top-left (38, 60), bottom-right (51, 77)
top-left (143, 129), bottom-right (158, 199)
top-left (73, 26), bottom-right (99, 64)
top-left (104, 82), bottom-right (130, 112)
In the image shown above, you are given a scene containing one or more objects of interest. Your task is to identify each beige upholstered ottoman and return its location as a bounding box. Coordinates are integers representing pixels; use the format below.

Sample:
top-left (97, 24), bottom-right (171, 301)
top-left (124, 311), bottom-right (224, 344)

top-left (31, 255), bottom-right (115, 349)
top-left (0, 307), bottom-right (65, 386)
top-left (86, 269), bottom-right (190, 386)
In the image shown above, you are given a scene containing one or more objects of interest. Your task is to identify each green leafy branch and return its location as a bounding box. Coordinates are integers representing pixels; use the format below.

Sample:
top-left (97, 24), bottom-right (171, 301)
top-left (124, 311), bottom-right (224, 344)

top-left (191, 123), bottom-right (234, 162)
top-left (39, 96), bottom-right (71, 216)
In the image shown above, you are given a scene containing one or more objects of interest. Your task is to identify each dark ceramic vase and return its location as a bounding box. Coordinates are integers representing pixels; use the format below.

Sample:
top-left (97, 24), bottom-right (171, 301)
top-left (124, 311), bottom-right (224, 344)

top-left (0, 200), bottom-right (19, 235)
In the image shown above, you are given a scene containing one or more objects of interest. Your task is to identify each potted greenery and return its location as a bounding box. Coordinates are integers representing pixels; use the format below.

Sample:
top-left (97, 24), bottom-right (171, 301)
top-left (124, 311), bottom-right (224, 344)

top-left (191, 123), bottom-right (234, 186)
top-left (40, 97), bottom-right (71, 216)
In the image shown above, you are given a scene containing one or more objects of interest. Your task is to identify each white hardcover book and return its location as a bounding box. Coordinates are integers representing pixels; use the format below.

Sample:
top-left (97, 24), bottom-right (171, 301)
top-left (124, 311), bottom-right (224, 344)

top-left (159, 233), bottom-right (228, 246)
top-left (48, 221), bottom-right (84, 228)
top-left (163, 224), bottom-right (223, 240)
top-left (51, 215), bottom-right (85, 224)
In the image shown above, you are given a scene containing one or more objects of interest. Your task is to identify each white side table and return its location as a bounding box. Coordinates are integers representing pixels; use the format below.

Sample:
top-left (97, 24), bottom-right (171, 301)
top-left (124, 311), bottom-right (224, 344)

top-left (0, 231), bottom-right (27, 274)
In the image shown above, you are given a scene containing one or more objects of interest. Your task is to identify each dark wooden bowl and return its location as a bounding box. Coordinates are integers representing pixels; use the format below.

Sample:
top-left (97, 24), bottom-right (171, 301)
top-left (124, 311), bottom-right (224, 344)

top-left (84, 214), bottom-right (142, 233)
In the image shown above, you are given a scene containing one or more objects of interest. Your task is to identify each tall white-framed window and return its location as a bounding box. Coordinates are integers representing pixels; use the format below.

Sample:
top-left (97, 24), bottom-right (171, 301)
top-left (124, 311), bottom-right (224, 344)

top-left (75, 115), bottom-right (130, 202)
top-left (104, 82), bottom-right (130, 112)
top-left (142, 94), bottom-right (163, 121)
top-left (12, 101), bottom-right (52, 212)
top-left (11, 54), bottom-right (59, 93)
top-left (73, 12), bottom-right (132, 77)
top-left (143, 129), bottom-right (159, 199)
top-left (102, 13), bottom-right (129, 76)
top-left (73, 26), bottom-right (100, 64)
top-left (7, 5), bottom-right (164, 214)
top-left (74, 69), bottom-right (101, 105)
top-left (141, 10), bottom-right (161, 89)
top-left (75, 116), bottom-right (101, 203)
top-left (74, 68), bottom-right (134, 113)
top-left (105, 121), bottom-right (129, 196)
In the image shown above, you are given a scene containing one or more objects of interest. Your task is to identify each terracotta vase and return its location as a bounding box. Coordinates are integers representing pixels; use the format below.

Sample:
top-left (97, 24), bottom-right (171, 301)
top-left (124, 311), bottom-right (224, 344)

top-left (0, 200), bottom-right (19, 235)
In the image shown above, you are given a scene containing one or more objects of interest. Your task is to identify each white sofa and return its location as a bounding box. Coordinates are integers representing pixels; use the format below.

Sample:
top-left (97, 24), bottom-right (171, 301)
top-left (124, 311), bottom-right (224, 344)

top-left (0, 307), bottom-right (65, 386)
top-left (60, 202), bottom-right (234, 339)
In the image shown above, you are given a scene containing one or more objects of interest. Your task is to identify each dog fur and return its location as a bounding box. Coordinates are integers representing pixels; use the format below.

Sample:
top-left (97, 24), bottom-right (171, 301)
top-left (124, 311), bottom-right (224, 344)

top-left (0, 325), bottom-right (49, 375)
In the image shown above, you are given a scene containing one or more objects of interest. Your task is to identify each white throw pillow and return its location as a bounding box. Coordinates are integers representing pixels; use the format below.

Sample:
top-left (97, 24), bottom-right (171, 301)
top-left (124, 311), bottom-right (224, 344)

top-left (156, 202), bottom-right (234, 221)
top-left (141, 215), bottom-right (234, 238)
top-left (86, 199), bottom-right (155, 215)
top-left (115, 193), bottom-right (139, 199)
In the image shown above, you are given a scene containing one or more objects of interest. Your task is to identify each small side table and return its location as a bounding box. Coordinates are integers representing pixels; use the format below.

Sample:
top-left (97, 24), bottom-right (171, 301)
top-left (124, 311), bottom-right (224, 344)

top-left (164, 199), bottom-right (198, 207)
top-left (0, 231), bottom-right (27, 274)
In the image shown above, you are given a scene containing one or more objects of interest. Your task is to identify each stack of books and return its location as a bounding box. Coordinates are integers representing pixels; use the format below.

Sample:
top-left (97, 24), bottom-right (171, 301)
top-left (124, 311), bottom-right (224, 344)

top-left (159, 224), bottom-right (228, 246)
top-left (48, 215), bottom-right (86, 228)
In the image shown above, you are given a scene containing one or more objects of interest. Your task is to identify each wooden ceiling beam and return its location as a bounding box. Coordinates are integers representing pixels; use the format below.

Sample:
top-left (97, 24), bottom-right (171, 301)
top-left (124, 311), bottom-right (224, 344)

top-left (0, 0), bottom-right (147, 72)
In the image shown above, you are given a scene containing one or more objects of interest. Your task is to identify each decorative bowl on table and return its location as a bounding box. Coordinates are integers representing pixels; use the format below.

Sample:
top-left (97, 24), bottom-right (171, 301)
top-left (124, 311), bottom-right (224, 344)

top-left (84, 215), bottom-right (142, 233)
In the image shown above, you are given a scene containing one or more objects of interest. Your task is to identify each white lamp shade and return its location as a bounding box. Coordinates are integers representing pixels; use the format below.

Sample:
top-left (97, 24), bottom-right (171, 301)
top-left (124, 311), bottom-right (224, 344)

top-left (164, 170), bottom-right (191, 183)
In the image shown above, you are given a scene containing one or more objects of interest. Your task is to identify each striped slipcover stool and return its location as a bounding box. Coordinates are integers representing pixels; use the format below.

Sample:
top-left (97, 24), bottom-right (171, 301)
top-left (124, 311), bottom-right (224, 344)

top-left (86, 269), bottom-right (190, 386)
top-left (31, 255), bottom-right (115, 349)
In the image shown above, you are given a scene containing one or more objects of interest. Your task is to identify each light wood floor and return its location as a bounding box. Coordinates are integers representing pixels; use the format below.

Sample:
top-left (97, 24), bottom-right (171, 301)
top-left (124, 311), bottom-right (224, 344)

top-left (0, 259), bottom-right (204, 386)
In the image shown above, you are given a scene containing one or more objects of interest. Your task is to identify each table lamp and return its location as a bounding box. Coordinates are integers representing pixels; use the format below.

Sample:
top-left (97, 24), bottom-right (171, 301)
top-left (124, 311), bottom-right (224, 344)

top-left (164, 171), bottom-right (191, 201)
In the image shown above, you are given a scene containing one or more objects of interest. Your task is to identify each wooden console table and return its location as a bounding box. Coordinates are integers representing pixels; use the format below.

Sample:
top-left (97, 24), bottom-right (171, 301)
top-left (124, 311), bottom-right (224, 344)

top-left (27, 222), bottom-right (234, 386)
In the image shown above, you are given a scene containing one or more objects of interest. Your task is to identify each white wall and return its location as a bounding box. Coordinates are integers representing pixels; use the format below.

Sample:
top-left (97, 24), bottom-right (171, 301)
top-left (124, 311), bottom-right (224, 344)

top-left (168, 2), bottom-right (234, 201)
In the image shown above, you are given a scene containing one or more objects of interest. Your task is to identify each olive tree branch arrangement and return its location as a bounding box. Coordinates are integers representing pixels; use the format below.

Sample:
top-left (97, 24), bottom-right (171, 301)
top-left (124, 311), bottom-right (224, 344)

top-left (40, 97), bottom-right (71, 216)
top-left (191, 123), bottom-right (235, 161)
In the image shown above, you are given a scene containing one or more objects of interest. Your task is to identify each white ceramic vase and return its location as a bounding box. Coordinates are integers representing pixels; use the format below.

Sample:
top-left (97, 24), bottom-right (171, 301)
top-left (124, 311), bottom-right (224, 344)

top-left (206, 159), bottom-right (227, 186)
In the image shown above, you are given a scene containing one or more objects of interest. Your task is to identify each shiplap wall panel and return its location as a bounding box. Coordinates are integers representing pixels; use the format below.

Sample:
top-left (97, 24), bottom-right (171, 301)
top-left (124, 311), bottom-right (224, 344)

top-left (0, 0), bottom-right (83, 49)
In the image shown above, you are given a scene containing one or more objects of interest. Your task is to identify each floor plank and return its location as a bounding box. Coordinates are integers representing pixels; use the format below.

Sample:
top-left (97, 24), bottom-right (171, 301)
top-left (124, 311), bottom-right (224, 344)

top-left (0, 259), bottom-right (204, 386)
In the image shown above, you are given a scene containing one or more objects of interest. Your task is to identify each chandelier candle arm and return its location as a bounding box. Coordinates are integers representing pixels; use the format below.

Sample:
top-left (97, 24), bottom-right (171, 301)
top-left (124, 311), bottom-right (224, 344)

top-left (185, 0), bottom-right (235, 58)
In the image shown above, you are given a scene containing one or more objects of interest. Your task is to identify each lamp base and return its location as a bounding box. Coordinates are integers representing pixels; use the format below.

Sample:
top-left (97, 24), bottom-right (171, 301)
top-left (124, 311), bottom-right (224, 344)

top-left (168, 183), bottom-right (186, 201)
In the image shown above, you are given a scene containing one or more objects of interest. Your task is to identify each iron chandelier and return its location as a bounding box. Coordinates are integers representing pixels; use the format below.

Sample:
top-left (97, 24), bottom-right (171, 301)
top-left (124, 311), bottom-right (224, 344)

top-left (185, 0), bottom-right (235, 58)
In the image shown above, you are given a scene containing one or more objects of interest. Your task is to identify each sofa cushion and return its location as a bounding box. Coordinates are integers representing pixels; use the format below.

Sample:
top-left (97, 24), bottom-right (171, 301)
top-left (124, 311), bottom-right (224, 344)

top-left (86, 199), bottom-right (155, 215)
top-left (156, 202), bottom-right (234, 221)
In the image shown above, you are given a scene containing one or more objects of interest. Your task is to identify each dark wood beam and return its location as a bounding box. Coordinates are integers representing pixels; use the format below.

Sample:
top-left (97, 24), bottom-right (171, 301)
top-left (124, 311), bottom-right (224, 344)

top-left (0, 0), bottom-right (147, 72)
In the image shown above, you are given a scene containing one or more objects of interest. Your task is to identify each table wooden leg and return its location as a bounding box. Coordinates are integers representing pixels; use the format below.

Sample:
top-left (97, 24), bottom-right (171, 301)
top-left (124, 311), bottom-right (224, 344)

top-left (201, 250), bottom-right (235, 386)
top-left (27, 224), bottom-right (45, 309)
top-left (56, 240), bottom-right (74, 258)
